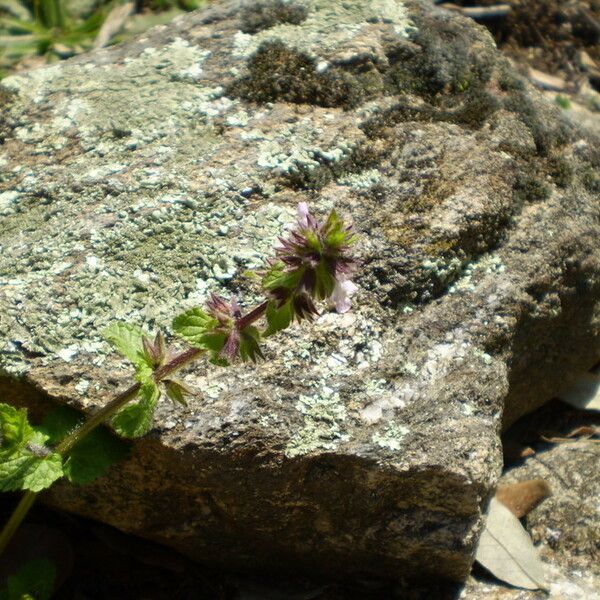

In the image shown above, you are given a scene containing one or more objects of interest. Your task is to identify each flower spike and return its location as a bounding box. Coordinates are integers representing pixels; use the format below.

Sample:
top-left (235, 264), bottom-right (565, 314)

top-left (264, 203), bottom-right (358, 320)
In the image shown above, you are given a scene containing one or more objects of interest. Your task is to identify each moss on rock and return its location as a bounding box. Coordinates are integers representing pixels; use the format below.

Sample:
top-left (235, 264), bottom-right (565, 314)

top-left (240, 0), bottom-right (308, 34)
top-left (513, 173), bottom-right (552, 204)
top-left (229, 40), bottom-right (369, 109)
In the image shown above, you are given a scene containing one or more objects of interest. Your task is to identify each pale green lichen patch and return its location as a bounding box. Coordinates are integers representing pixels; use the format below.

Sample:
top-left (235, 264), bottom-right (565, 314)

top-left (256, 127), bottom-right (355, 178)
top-left (338, 169), bottom-right (381, 190)
top-left (447, 253), bottom-right (506, 294)
top-left (3, 38), bottom-right (218, 153)
top-left (286, 384), bottom-right (349, 457)
top-left (372, 423), bottom-right (409, 450)
top-left (0, 193), bottom-right (296, 377)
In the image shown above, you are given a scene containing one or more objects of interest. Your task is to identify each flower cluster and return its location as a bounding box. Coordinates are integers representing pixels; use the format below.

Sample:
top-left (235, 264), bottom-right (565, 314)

top-left (173, 203), bottom-right (358, 364)
top-left (267, 202), bottom-right (358, 316)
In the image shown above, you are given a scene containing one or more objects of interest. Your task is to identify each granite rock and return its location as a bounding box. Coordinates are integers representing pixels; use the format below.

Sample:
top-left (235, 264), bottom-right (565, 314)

top-left (0, 0), bottom-right (599, 581)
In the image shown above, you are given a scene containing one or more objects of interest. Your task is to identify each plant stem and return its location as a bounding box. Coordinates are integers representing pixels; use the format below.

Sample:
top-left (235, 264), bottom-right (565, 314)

top-left (54, 0), bottom-right (66, 31)
top-left (0, 491), bottom-right (36, 556)
top-left (58, 346), bottom-right (202, 454)
top-left (0, 346), bottom-right (203, 558)
top-left (236, 300), bottom-right (268, 330)
top-left (55, 382), bottom-right (140, 454)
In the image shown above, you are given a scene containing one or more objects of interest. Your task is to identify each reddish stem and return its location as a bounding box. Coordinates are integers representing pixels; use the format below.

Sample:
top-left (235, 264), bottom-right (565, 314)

top-left (236, 300), bottom-right (268, 331)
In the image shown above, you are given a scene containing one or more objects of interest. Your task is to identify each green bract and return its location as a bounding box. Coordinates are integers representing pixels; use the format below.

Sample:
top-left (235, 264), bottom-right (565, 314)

top-left (262, 262), bottom-right (302, 293)
top-left (323, 210), bottom-right (354, 249)
top-left (239, 326), bottom-right (263, 362)
top-left (164, 380), bottom-right (189, 407)
top-left (314, 261), bottom-right (336, 300)
top-left (264, 300), bottom-right (293, 337)
top-left (104, 322), bottom-right (155, 379)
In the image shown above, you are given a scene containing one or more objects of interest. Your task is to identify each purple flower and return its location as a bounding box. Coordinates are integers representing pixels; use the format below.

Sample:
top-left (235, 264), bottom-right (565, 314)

top-left (267, 204), bottom-right (358, 315)
top-left (297, 202), bottom-right (311, 228)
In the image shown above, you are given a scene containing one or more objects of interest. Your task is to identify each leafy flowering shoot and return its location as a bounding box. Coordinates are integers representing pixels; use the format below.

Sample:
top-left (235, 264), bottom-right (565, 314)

top-left (0, 203), bottom-right (358, 563)
top-left (173, 203), bottom-right (359, 365)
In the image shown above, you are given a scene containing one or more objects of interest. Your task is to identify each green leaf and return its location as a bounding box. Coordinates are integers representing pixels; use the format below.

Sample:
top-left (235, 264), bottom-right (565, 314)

top-left (172, 305), bottom-right (228, 361)
top-left (112, 380), bottom-right (160, 438)
top-left (164, 380), bottom-right (189, 407)
top-left (264, 300), bottom-right (293, 337)
top-left (65, 431), bottom-right (129, 485)
top-left (0, 558), bottom-right (56, 600)
top-left (103, 322), bottom-right (153, 374)
top-left (0, 438), bottom-right (64, 492)
top-left (21, 452), bottom-right (63, 492)
top-left (37, 405), bottom-right (77, 445)
top-left (239, 326), bottom-right (263, 362)
top-left (173, 307), bottom-right (218, 350)
top-left (0, 403), bottom-right (34, 457)
top-left (0, 404), bottom-right (63, 492)
top-left (39, 406), bottom-right (129, 485)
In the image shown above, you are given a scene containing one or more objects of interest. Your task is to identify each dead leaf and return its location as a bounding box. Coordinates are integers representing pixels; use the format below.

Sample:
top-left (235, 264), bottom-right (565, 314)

top-left (475, 497), bottom-right (548, 590)
top-left (567, 425), bottom-right (598, 437)
top-left (541, 424), bottom-right (599, 444)
top-left (496, 480), bottom-right (551, 518)
top-left (558, 371), bottom-right (600, 412)
top-left (94, 3), bottom-right (135, 49)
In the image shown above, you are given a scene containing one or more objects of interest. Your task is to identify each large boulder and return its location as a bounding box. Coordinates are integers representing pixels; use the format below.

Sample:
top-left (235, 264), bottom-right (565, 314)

top-left (0, 0), bottom-right (598, 582)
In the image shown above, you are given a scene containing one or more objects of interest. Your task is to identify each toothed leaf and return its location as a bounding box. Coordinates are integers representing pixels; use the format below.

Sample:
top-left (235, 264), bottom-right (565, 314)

top-left (172, 308), bottom-right (220, 348)
top-left (103, 322), bottom-right (154, 374)
top-left (0, 403), bottom-right (34, 457)
top-left (0, 404), bottom-right (64, 492)
top-left (112, 380), bottom-right (160, 438)
top-left (39, 406), bottom-right (129, 485)
top-left (0, 438), bottom-right (63, 492)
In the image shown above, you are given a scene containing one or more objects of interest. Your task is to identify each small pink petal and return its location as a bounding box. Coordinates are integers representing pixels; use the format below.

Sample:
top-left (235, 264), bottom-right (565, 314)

top-left (297, 202), bottom-right (310, 227)
top-left (331, 278), bottom-right (358, 313)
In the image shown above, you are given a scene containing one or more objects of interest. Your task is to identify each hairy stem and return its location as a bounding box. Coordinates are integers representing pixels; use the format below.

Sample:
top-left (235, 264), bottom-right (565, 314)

top-left (236, 300), bottom-right (269, 331)
top-left (55, 383), bottom-right (140, 455)
top-left (57, 346), bottom-right (202, 455)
